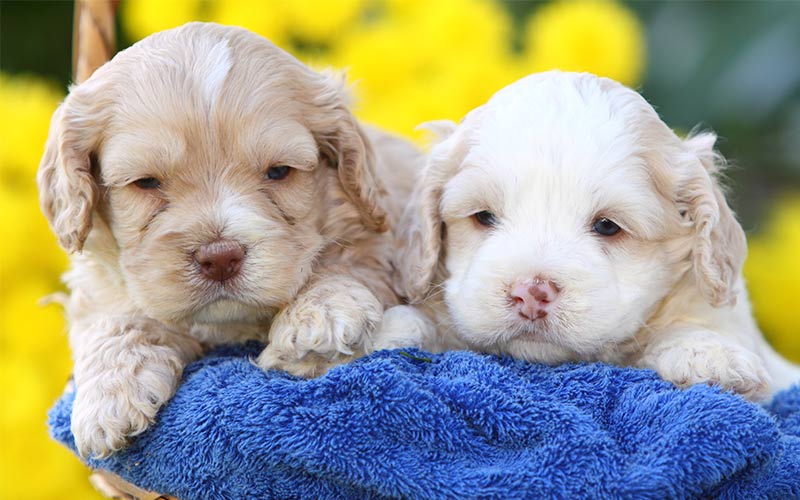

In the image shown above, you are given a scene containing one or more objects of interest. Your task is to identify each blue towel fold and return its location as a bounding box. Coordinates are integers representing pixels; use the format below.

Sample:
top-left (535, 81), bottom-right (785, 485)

top-left (49, 342), bottom-right (800, 499)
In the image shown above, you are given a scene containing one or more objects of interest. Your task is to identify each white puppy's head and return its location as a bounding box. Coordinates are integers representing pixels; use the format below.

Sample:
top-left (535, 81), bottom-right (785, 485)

top-left (396, 71), bottom-right (746, 362)
top-left (38, 23), bottom-right (387, 325)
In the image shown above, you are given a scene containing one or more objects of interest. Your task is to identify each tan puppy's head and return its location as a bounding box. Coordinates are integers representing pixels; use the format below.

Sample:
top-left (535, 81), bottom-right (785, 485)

top-left (395, 71), bottom-right (746, 362)
top-left (38, 23), bottom-right (387, 324)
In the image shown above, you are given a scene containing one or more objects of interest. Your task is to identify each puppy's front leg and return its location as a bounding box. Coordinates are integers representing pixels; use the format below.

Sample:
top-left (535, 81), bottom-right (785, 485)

top-left (636, 326), bottom-right (771, 400)
top-left (70, 316), bottom-right (202, 458)
top-left (256, 275), bottom-right (383, 377)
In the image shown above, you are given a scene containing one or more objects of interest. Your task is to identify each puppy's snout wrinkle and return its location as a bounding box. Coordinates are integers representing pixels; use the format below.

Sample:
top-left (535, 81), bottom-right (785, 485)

top-left (194, 240), bottom-right (245, 282)
top-left (510, 277), bottom-right (560, 320)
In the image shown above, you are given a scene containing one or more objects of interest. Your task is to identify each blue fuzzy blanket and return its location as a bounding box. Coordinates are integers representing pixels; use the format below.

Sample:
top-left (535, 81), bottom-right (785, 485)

top-left (49, 342), bottom-right (800, 499)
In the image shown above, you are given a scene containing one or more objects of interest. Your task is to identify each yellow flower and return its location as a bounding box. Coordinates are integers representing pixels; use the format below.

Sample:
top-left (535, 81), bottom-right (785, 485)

top-left (523, 0), bottom-right (645, 86)
top-left (0, 281), bottom-right (99, 499)
top-left (403, 0), bottom-right (512, 62)
top-left (351, 58), bottom-right (520, 141)
top-left (209, 0), bottom-right (289, 47)
top-left (333, 0), bottom-right (518, 139)
top-left (125, 0), bottom-right (367, 48)
top-left (744, 196), bottom-right (800, 362)
top-left (0, 352), bottom-right (100, 500)
top-left (0, 189), bottom-right (67, 290)
top-left (0, 74), bottom-right (67, 289)
top-left (0, 73), bottom-right (67, 284)
top-left (0, 74), bottom-right (95, 498)
top-left (0, 74), bottom-right (62, 195)
top-left (122, 0), bottom-right (203, 41)
top-left (281, 0), bottom-right (367, 44)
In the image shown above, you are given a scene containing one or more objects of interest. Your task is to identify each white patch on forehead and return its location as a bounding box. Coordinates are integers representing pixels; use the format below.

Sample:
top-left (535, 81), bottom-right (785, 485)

top-left (197, 39), bottom-right (232, 109)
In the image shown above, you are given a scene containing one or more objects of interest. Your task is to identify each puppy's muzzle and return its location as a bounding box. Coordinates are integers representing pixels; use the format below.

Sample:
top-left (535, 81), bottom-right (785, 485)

top-left (194, 240), bottom-right (246, 282)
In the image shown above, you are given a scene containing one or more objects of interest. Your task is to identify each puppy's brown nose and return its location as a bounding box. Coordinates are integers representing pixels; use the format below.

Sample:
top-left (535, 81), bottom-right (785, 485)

top-left (194, 240), bottom-right (245, 282)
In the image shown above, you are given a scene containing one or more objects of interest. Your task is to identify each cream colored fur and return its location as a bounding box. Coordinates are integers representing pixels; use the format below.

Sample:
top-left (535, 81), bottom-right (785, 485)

top-left (38, 23), bottom-right (421, 458)
top-left (379, 71), bottom-right (800, 402)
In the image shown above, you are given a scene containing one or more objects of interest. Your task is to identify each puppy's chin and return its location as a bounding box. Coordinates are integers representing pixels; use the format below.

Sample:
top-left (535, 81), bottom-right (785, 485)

top-left (192, 299), bottom-right (276, 324)
top-left (450, 314), bottom-right (581, 364)
top-left (455, 319), bottom-right (613, 364)
top-left (497, 338), bottom-right (579, 365)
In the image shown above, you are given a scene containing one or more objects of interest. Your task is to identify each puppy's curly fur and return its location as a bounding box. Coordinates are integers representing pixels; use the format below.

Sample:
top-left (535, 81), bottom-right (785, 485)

top-left (38, 23), bottom-right (421, 458)
top-left (378, 71), bottom-right (800, 401)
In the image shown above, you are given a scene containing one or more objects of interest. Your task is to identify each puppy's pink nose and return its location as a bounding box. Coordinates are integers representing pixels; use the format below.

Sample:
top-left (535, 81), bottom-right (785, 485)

top-left (509, 277), bottom-right (560, 320)
top-left (195, 240), bottom-right (245, 282)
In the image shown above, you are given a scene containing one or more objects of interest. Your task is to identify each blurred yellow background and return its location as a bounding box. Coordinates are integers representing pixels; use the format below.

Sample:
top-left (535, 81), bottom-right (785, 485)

top-left (1, 0), bottom-right (798, 498)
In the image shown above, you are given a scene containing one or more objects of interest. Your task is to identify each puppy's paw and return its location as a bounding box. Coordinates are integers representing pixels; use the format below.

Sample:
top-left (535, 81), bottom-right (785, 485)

top-left (371, 305), bottom-right (438, 351)
top-left (640, 334), bottom-right (771, 401)
top-left (71, 341), bottom-right (193, 458)
top-left (257, 279), bottom-right (383, 377)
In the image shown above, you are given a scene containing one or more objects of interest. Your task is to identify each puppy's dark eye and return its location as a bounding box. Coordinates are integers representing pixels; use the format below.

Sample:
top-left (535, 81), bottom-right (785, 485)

top-left (266, 165), bottom-right (291, 180)
top-left (133, 177), bottom-right (161, 190)
top-left (472, 210), bottom-right (498, 227)
top-left (593, 217), bottom-right (621, 236)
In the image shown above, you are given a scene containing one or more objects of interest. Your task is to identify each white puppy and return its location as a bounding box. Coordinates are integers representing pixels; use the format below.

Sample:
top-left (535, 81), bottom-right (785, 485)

top-left (381, 71), bottom-right (800, 401)
top-left (38, 23), bottom-right (420, 458)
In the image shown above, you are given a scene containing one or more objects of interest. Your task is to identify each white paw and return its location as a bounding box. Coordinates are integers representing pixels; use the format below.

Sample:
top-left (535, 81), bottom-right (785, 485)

top-left (71, 344), bottom-right (189, 458)
top-left (641, 335), bottom-right (771, 401)
top-left (371, 305), bottom-right (438, 351)
top-left (257, 281), bottom-right (383, 378)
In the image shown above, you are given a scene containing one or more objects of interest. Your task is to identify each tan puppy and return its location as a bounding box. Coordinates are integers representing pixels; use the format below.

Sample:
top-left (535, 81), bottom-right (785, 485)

top-left (379, 71), bottom-right (800, 401)
top-left (38, 23), bottom-right (420, 458)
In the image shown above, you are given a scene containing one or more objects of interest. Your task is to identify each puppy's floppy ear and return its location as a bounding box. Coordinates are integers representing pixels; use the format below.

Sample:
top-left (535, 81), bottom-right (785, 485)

top-left (394, 128), bottom-right (460, 303)
top-left (333, 115), bottom-right (388, 232)
top-left (680, 132), bottom-right (747, 307)
top-left (37, 84), bottom-right (106, 253)
top-left (305, 74), bottom-right (388, 233)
